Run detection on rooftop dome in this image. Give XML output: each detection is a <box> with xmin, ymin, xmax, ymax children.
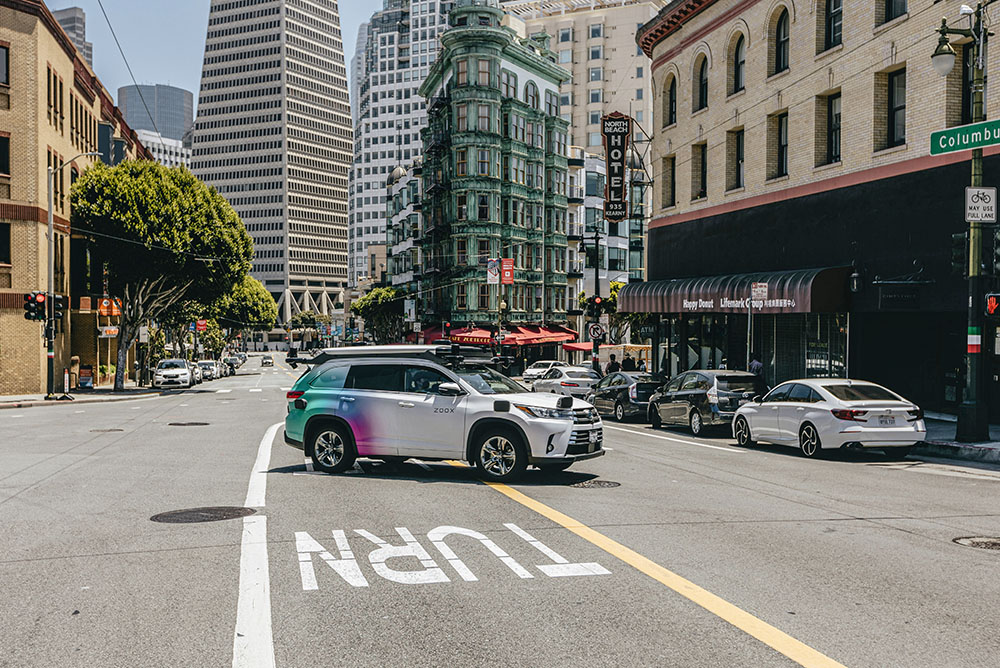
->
<box><xmin>386</xmin><ymin>164</ymin><xmax>407</xmax><ymax>186</ymax></box>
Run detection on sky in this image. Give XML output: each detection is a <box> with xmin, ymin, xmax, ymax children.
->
<box><xmin>49</xmin><ymin>0</ymin><xmax>382</xmax><ymax>108</ymax></box>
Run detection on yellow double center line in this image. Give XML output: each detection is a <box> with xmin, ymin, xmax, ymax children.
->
<box><xmin>476</xmin><ymin>473</ymin><xmax>845</xmax><ymax>668</ymax></box>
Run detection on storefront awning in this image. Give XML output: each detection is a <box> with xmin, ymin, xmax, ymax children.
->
<box><xmin>449</xmin><ymin>324</ymin><xmax>578</xmax><ymax>346</ymax></box>
<box><xmin>619</xmin><ymin>267</ymin><xmax>850</xmax><ymax>315</ymax></box>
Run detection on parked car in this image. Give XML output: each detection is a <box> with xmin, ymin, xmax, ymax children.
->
<box><xmin>224</xmin><ymin>356</ymin><xmax>240</xmax><ymax>373</ymax></box>
<box><xmin>197</xmin><ymin>361</ymin><xmax>217</xmax><ymax>381</ymax></box>
<box><xmin>236</xmin><ymin>352</ymin><xmax>248</xmax><ymax>364</ymax></box>
<box><xmin>587</xmin><ymin>372</ymin><xmax>666</xmax><ymax>422</ymax></box>
<box><xmin>522</xmin><ymin>360</ymin><xmax>567</xmax><ymax>383</ymax></box>
<box><xmin>153</xmin><ymin>359</ymin><xmax>194</xmax><ymax>389</ymax></box>
<box><xmin>531</xmin><ymin>367</ymin><xmax>601</xmax><ymax>397</ymax></box>
<box><xmin>732</xmin><ymin>379</ymin><xmax>926</xmax><ymax>458</ymax></box>
<box><xmin>648</xmin><ymin>370</ymin><xmax>767</xmax><ymax>436</ymax></box>
<box><xmin>191</xmin><ymin>363</ymin><xmax>203</xmax><ymax>384</ymax></box>
<box><xmin>218</xmin><ymin>361</ymin><xmax>230</xmax><ymax>377</ymax></box>
<box><xmin>262</xmin><ymin>355</ymin><xmax>274</xmax><ymax>367</ymax></box>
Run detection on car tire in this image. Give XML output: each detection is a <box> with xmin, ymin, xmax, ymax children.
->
<box><xmin>474</xmin><ymin>427</ymin><xmax>528</xmax><ymax>482</ymax></box>
<box><xmin>649</xmin><ymin>405</ymin><xmax>662</xmax><ymax>429</ymax></box>
<box><xmin>799</xmin><ymin>423</ymin><xmax>822</xmax><ymax>458</ymax></box>
<box><xmin>537</xmin><ymin>462</ymin><xmax>573</xmax><ymax>473</ymax></box>
<box><xmin>689</xmin><ymin>409</ymin><xmax>703</xmax><ymax>436</ymax></box>
<box><xmin>734</xmin><ymin>416</ymin><xmax>755</xmax><ymax>447</ymax></box>
<box><xmin>309</xmin><ymin>422</ymin><xmax>356</xmax><ymax>474</ymax></box>
<box><xmin>884</xmin><ymin>446</ymin><xmax>913</xmax><ymax>460</ymax></box>
<box><xmin>614</xmin><ymin>401</ymin><xmax>626</xmax><ymax>422</ymax></box>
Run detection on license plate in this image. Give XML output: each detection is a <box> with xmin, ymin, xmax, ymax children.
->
<box><xmin>588</xmin><ymin>430</ymin><xmax>600</xmax><ymax>444</ymax></box>
<box><xmin>878</xmin><ymin>416</ymin><xmax>895</xmax><ymax>426</ymax></box>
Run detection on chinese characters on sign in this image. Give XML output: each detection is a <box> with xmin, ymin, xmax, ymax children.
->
<box><xmin>601</xmin><ymin>112</ymin><xmax>632</xmax><ymax>222</ymax></box>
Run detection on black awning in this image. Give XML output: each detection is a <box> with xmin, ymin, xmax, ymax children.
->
<box><xmin>619</xmin><ymin>267</ymin><xmax>850</xmax><ymax>314</ymax></box>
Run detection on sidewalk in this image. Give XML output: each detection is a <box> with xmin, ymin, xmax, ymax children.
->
<box><xmin>0</xmin><ymin>382</ymin><xmax>160</xmax><ymax>410</ymax></box>
<box><xmin>919</xmin><ymin>417</ymin><xmax>1000</xmax><ymax>464</ymax></box>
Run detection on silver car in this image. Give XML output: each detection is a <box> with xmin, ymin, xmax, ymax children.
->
<box><xmin>522</xmin><ymin>360</ymin><xmax>567</xmax><ymax>383</ymax></box>
<box><xmin>531</xmin><ymin>366</ymin><xmax>601</xmax><ymax>398</ymax></box>
<box><xmin>153</xmin><ymin>359</ymin><xmax>193</xmax><ymax>389</ymax></box>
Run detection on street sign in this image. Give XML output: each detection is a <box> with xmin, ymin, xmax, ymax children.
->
<box><xmin>588</xmin><ymin>323</ymin><xmax>605</xmax><ymax>340</ymax></box>
<box><xmin>412</xmin><ymin>322</ymin><xmax>422</xmax><ymax>333</ymax></box>
<box><xmin>987</xmin><ymin>293</ymin><xmax>1000</xmax><ymax>316</ymax></box>
<box><xmin>188</xmin><ymin>322</ymin><xmax>196</xmax><ymax>332</ymax></box>
<box><xmin>931</xmin><ymin>119</ymin><xmax>1000</xmax><ymax>155</ymax></box>
<box><xmin>196</xmin><ymin>319</ymin><xmax>208</xmax><ymax>332</ymax></box>
<box><xmin>139</xmin><ymin>326</ymin><xmax>149</xmax><ymax>343</ymax></box>
<box><xmin>751</xmin><ymin>282</ymin><xmax>768</xmax><ymax>301</ymax></box>
<box><xmin>501</xmin><ymin>258</ymin><xmax>514</xmax><ymax>285</ymax></box>
<box><xmin>98</xmin><ymin>326</ymin><xmax>119</xmax><ymax>338</ymax></box>
<box><xmin>602</xmin><ymin>112</ymin><xmax>632</xmax><ymax>222</ymax></box>
<box><xmin>966</xmin><ymin>186</ymin><xmax>997</xmax><ymax>222</ymax></box>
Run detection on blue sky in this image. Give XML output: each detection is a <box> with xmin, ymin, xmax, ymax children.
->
<box><xmin>49</xmin><ymin>0</ymin><xmax>381</xmax><ymax>107</ymax></box>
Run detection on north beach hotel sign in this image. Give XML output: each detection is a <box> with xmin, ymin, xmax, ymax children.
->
<box><xmin>602</xmin><ymin>112</ymin><xmax>632</xmax><ymax>222</ymax></box>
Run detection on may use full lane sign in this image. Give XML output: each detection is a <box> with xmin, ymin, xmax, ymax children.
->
<box><xmin>602</xmin><ymin>112</ymin><xmax>632</xmax><ymax>222</ymax></box>
<box><xmin>966</xmin><ymin>186</ymin><xmax>997</xmax><ymax>223</ymax></box>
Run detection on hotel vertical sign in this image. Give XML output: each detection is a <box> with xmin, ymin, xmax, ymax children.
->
<box><xmin>602</xmin><ymin>112</ymin><xmax>632</xmax><ymax>222</ymax></box>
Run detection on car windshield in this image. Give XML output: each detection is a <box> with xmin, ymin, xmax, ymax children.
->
<box><xmin>566</xmin><ymin>370</ymin><xmax>600</xmax><ymax>380</ymax></box>
<box><xmin>716</xmin><ymin>376</ymin><xmax>765</xmax><ymax>393</ymax></box>
<box><xmin>824</xmin><ymin>384</ymin><xmax>901</xmax><ymax>402</ymax></box>
<box><xmin>454</xmin><ymin>365</ymin><xmax>526</xmax><ymax>394</ymax></box>
<box><xmin>158</xmin><ymin>360</ymin><xmax>186</xmax><ymax>370</ymax></box>
<box><xmin>198</xmin><ymin>362</ymin><xmax>213</xmax><ymax>368</ymax></box>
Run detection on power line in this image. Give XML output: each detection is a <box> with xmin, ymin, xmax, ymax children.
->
<box><xmin>96</xmin><ymin>0</ymin><xmax>160</xmax><ymax>136</ymax></box>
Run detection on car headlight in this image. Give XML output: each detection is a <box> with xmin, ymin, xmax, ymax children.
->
<box><xmin>514</xmin><ymin>404</ymin><xmax>574</xmax><ymax>420</ymax></box>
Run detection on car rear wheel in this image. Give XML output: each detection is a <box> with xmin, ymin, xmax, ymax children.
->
<box><xmin>649</xmin><ymin>405</ymin><xmax>662</xmax><ymax>429</ymax></box>
<box><xmin>689</xmin><ymin>409</ymin><xmax>703</xmax><ymax>436</ymax></box>
<box><xmin>799</xmin><ymin>424</ymin><xmax>822</xmax><ymax>458</ymax></box>
<box><xmin>614</xmin><ymin>401</ymin><xmax>626</xmax><ymax>422</ymax></box>
<box><xmin>309</xmin><ymin>423</ymin><xmax>356</xmax><ymax>474</ymax></box>
<box><xmin>734</xmin><ymin>416</ymin><xmax>755</xmax><ymax>447</ymax></box>
<box><xmin>475</xmin><ymin>428</ymin><xmax>527</xmax><ymax>482</ymax></box>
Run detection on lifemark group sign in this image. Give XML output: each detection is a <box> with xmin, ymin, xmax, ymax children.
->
<box><xmin>931</xmin><ymin>119</ymin><xmax>1000</xmax><ymax>155</ymax></box>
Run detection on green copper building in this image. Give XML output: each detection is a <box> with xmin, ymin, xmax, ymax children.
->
<box><xmin>416</xmin><ymin>0</ymin><xmax>572</xmax><ymax>339</ymax></box>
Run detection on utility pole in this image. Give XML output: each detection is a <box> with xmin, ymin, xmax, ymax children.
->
<box><xmin>590</xmin><ymin>229</ymin><xmax>602</xmax><ymax>375</ymax></box>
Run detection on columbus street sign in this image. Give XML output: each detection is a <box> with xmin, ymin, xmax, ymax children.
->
<box><xmin>930</xmin><ymin>119</ymin><xmax>1000</xmax><ymax>155</ymax></box>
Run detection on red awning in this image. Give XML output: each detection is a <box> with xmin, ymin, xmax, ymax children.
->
<box><xmin>448</xmin><ymin>327</ymin><xmax>495</xmax><ymax>345</ymax></box>
<box><xmin>449</xmin><ymin>325</ymin><xmax>578</xmax><ymax>346</ymax></box>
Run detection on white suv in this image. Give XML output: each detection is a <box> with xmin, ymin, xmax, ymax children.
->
<box><xmin>284</xmin><ymin>346</ymin><xmax>604</xmax><ymax>481</ymax></box>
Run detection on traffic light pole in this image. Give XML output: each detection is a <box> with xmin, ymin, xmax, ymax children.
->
<box><xmin>45</xmin><ymin>166</ymin><xmax>55</xmax><ymax>400</ymax></box>
<box><xmin>591</xmin><ymin>230</ymin><xmax>602</xmax><ymax>375</ymax></box>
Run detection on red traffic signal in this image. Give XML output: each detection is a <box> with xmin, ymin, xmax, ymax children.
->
<box><xmin>987</xmin><ymin>294</ymin><xmax>1000</xmax><ymax>316</ymax></box>
<box><xmin>593</xmin><ymin>297</ymin><xmax>602</xmax><ymax>305</ymax></box>
<box><xmin>34</xmin><ymin>292</ymin><xmax>46</xmax><ymax>303</ymax></box>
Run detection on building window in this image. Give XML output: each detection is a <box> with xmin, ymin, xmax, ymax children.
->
<box><xmin>636</xmin><ymin>88</ymin><xmax>643</xmax><ymax>100</ymax></box>
<box><xmin>457</xmin><ymin>193</ymin><xmax>468</xmax><ymax>219</ymax></box>
<box><xmin>692</xmin><ymin>143</ymin><xmax>707</xmax><ymax>199</ymax></box>
<box><xmin>885</xmin><ymin>0</ymin><xmax>906</xmax><ymax>23</ymax></box>
<box><xmin>559</xmin><ymin>49</ymin><xmax>571</xmax><ymax>64</ymax></box>
<box><xmin>456</xmin><ymin>104</ymin><xmax>467</xmax><ymax>131</ymax></box>
<box><xmin>827</xmin><ymin>93</ymin><xmax>841</xmax><ymax>163</ymax></box>
<box><xmin>775</xmin><ymin>112</ymin><xmax>789</xmax><ymax>177</ymax></box>
<box><xmin>775</xmin><ymin>9</ymin><xmax>790</xmax><ymax>72</ymax></box>
<box><xmin>590</xmin><ymin>24</ymin><xmax>603</xmax><ymax>38</ymax></box>
<box><xmin>525</xmin><ymin>82</ymin><xmax>539</xmax><ymax>109</ymax></box>
<box><xmin>589</xmin><ymin>111</ymin><xmax>600</xmax><ymax>125</ymax></box>
<box><xmin>637</xmin><ymin>66</ymin><xmax>644</xmax><ymax>78</ymax></box>
<box><xmin>663</xmin><ymin>76</ymin><xmax>676</xmax><ymax>126</ymax></box>
<box><xmin>587</xmin><ymin>132</ymin><xmax>601</xmax><ymax>146</ymax></box>
<box><xmin>589</xmin><ymin>46</ymin><xmax>602</xmax><ymax>60</ymax></box>
<box><xmin>456</xmin><ymin>59</ymin><xmax>467</xmax><ymax>86</ymax></box>
<box><xmin>661</xmin><ymin>156</ymin><xmax>676</xmax><ymax>208</ymax></box>
<box><xmin>0</xmin><ymin>46</ymin><xmax>8</xmax><ymax>86</ymax></box>
<box><xmin>0</xmin><ymin>135</ymin><xmax>8</xmax><ymax>175</ymax></box>
<box><xmin>825</xmin><ymin>0</ymin><xmax>842</xmax><ymax>51</ymax></box>
<box><xmin>478</xmin><ymin>59</ymin><xmax>490</xmax><ymax>86</ymax></box>
<box><xmin>694</xmin><ymin>56</ymin><xmax>708</xmax><ymax>111</ymax></box>
<box><xmin>478</xmin><ymin>194</ymin><xmax>489</xmax><ymax>221</ymax></box>
<box><xmin>457</xmin><ymin>238</ymin><xmax>468</xmax><ymax>265</ymax></box>
<box><xmin>478</xmin><ymin>104</ymin><xmax>490</xmax><ymax>131</ymax></box>
<box><xmin>478</xmin><ymin>149</ymin><xmax>490</xmax><ymax>176</ymax></box>
<box><xmin>727</xmin><ymin>129</ymin><xmax>744</xmax><ymax>190</ymax></box>
<box><xmin>456</xmin><ymin>148</ymin><xmax>467</xmax><ymax>176</ymax></box>
<box><xmin>559</xmin><ymin>28</ymin><xmax>572</xmax><ymax>42</ymax></box>
<box><xmin>589</xmin><ymin>67</ymin><xmax>602</xmax><ymax>82</ymax></box>
<box><xmin>456</xmin><ymin>283</ymin><xmax>467</xmax><ymax>309</ymax></box>
<box><xmin>502</xmin><ymin>70</ymin><xmax>517</xmax><ymax>97</ymax></box>
<box><xmin>589</xmin><ymin>89</ymin><xmax>602</xmax><ymax>103</ymax></box>
<box><xmin>732</xmin><ymin>35</ymin><xmax>745</xmax><ymax>94</ymax></box>
<box><xmin>888</xmin><ymin>69</ymin><xmax>906</xmax><ymax>147</ymax></box>
<box><xmin>479</xmin><ymin>284</ymin><xmax>489</xmax><ymax>310</ymax></box>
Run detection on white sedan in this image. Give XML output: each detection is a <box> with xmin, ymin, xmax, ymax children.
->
<box><xmin>530</xmin><ymin>367</ymin><xmax>601</xmax><ymax>397</ymax></box>
<box><xmin>732</xmin><ymin>379</ymin><xmax>926</xmax><ymax>458</ymax></box>
<box><xmin>522</xmin><ymin>360</ymin><xmax>567</xmax><ymax>383</ymax></box>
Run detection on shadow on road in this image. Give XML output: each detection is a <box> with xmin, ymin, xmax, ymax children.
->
<box><xmin>267</xmin><ymin>460</ymin><xmax>603</xmax><ymax>487</ymax></box>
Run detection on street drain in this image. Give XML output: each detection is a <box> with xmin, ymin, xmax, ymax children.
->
<box><xmin>167</xmin><ymin>422</ymin><xmax>210</xmax><ymax>427</ymax></box>
<box><xmin>953</xmin><ymin>536</ymin><xmax>1000</xmax><ymax>551</ymax></box>
<box><xmin>90</xmin><ymin>428</ymin><xmax>124</xmax><ymax>433</ymax></box>
<box><xmin>570</xmin><ymin>480</ymin><xmax>621</xmax><ymax>488</ymax></box>
<box><xmin>150</xmin><ymin>507</ymin><xmax>256</xmax><ymax>523</ymax></box>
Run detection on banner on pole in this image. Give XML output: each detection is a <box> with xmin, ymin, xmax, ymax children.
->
<box><xmin>486</xmin><ymin>258</ymin><xmax>500</xmax><ymax>285</ymax></box>
<box><xmin>501</xmin><ymin>258</ymin><xmax>514</xmax><ymax>285</ymax></box>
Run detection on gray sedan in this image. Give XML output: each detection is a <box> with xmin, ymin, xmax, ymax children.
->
<box><xmin>530</xmin><ymin>367</ymin><xmax>602</xmax><ymax>398</ymax></box>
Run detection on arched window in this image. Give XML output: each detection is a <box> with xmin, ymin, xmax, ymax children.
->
<box><xmin>525</xmin><ymin>82</ymin><xmax>539</xmax><ymax>109</ymax></box>
<box><xmin>825</xmin><ymin>0</ymin><xmax>842</xmax><ymax>50</ymax></box>
<box><xmin>732</xmin><ymin>35</ymin><xmax>745</xmax><ymax>93</ymax></box>
<box><xmin>774</xmin><ymin>9</ymin><xmax>790</xmax><ymax>73</ymax></box>
<box><xmin>694</xmin><ymin>57</ymin><xmax>708</xmax><ymax>111</ymax></box>
<box><xmin>663</xmin><ymin>76</ymin><xmax>677</xmax><ymax>125</ymax></box>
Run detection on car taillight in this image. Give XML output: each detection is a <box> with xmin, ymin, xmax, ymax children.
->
<box><xmin>287</xmin><ymin>390</ymin><xmax>305</xmax><ymax>400</ymax></box>
<box><xmin>628</xmin><ymin>383</ymin><xmax>637</xmax><ymax>400</ymax></box>
<box><xmin>560</xmin><ymin>381</ymin><xmax>579</xmax><ymax>387</ymax></box>
<box><xmin>831</xmin><ymin>409</ymin><xmax>866</xmax><ymax>421</ymax></box>
<box><xmin>707</xmin><ymin>384</ymin><xmax>718</xmax><ymax>404</ymax></box>
<box><xmin>906</xmin><ymin>407</ymin><xmax>924</xmax><ymax>421</ymax></box>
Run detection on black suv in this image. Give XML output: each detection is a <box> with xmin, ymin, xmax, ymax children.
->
<box><xmin>647</xmin><ymin>370</ymin><xmax>767</xmax><ymax>436</ymax></box>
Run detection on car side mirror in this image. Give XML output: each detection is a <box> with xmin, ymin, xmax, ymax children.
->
<box><xmin>437</xmin><ymin>382</ymin><xmax>464</xmax><ymax>396</ymax></box>
<box><xmin>753</xmin><ymin>395</ymin><xmax>762</xmax><ymax>404</ymax></box>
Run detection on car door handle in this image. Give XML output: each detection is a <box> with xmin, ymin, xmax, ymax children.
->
<box><xmin>341</xmin><ymin>397</ymin><xmax>355</xmax><ymax>403</ymax></box>
<box><xmin>398</xmin><ymin>401</ymin><xmax>415</xmax><ymax>408</ymax></box>
<box><xmin>796</xmin><ymin>407</ymin><xmax>805</xmax><ymax>411</ymax></box>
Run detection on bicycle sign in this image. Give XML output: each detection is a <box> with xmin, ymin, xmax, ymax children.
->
<box><xmin>966</xmin><ymin>186</ymin><xmax>997</xmax><ymax>223</ymax></box>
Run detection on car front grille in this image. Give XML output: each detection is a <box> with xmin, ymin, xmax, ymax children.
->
<box><xmin>572</xmin><ymin>408</ymin><xmax>600</xmax><ymax>425</ymax></box>
<box><xmin>567</xmin><ymin>428</ymin><xmax>603</xmax><ymax>455</ymax></box>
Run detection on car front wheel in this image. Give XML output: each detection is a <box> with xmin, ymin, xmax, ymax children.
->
<box><xmin>734</xmin><ymin>416</ymin><xmax>755</xmax><ymax>447</ymax></box>
<box><xmin>799</xmin><ymin>424</ymin><xmax>822</xmax><ymax>458</ymax></box>
<box><xmin>614</xmin><ymin>401</ymin><xmax>626</xmax><ymax>422</ymax></box>
<box><xmin>649</xmin><ymin>405</ymin><xmax>662</xmax><ymax>429</ymax></box>
<box><xmin>309</xmin><ymin>423</ymin><xmax>356</xmax><ymax>474</ymax></box>
<box><xmin>474</xmin><ymin>429</ymin><xmax>527</xmax><ymax>482</ymax></box>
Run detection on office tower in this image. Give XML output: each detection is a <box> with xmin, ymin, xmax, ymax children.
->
<box><xmin>52</xmin><ymin>6</ymin><xmax>92</xmax><ymax>66</ymax></box>
<box><xmin>118</xmin><ymin>84</ymin><xmax>194</xmax><ymax>143</ymax></box>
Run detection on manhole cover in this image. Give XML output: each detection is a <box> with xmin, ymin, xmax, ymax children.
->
<box><xmin>569</xmin><ymin>480</ymin><xmax>621</xmax><ymax>488</ymax></box>
<box><xmin>953</xmin><ymin>536</ymin><xmax>1000</xmax><ymax>550</ymax></box>
<box><xmin>167</xmin><ymin>422</ymin><xmax>210</xmax><ymax>427</ymax></box>
<box><xmin>150</xmin><ymin>507</ymin><xmax>256</xmax><ymax>523</ymax></box>
<box><xmin>90</xmin><ymin>428</ymin><xmax>124</xmax><ymax>433</ymax></box>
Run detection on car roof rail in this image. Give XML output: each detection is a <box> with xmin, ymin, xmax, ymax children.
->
<box><xmin>285</xmin><ymin>344</ymin><xmax>496</xmax><ymax>369</ymax></box>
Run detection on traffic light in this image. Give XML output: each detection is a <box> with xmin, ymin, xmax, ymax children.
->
<box><xmin>585</xmin><ymin>295</ymin><xmax>604</xmax><ymax>319</ymax></box>
<box><xmin>443</xmin><ymin>321</ymin><xmax>452</xmax><ymax>336</ymax></box>
<box><xmin>23</xmin><ymin>292</ymin><xmax>46</xmax><ymax>321</ymax></box>
<box><xmin>988</xmin><ymin>293</ymin><xmax>1000</xmax><ymax>317</ymax></box>
<box><xmin>952</xmin><ymin>232</ymin><xmax>968</xmax><ymax>277</ymax></box>
<box><xmin>52</xmin><ymin>295</ymin><xmax>65</xmax><ymax>320</ymax></box>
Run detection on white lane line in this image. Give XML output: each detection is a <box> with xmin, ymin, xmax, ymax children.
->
<box><xmin>179</xmin><ymin>404</ymin><xmax>188</xmax><ymax>407</ymax></box>
<box><xmin>280</xmin><ymin>387</ymin><xmax>291</xmax><ymax>391</ymax></box>
<box><xmin>8</xmin><ymin>415</ymin><xmax>24</xmax><ymax>418</ymax></box>
<box><xmin>249</xmin><ymin>389</ymin><xmax>262</xmax><ymax>393</ymax></box>
<box><xmin>603</xmin><ymin>425</ymin><xmax>746</xmax><ymax>453</ymax></box>
<box><xmin>217</xmin><ymin>389</ymin><xmax>232</xmax><ymax>394</ymax></box>
<box><xmin>245</xmin><ymin>422</ymin><xmax>282</xmax><ymax>508</ymax></box>
<box><xmin>74</xmin><ymin>410</ymin><xmax>85</xmax><ymax>414</ymax></box>
<box><xmin>232</xmin><ymin>514</ymin><xmax>275</xmax><ymax>668</ymax></box>
<box><xmin>131</xmin><ymin>406</ymin><xmax>142</xmax><ymax>410</ymax></box>
<box><xmin>603</xmin><ymin>446</ymin><xmax>615</xmax><ymax>451</ymax></box>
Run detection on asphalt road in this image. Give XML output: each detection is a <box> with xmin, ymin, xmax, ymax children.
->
<box><xmin>2</xmin><ymin>354</ymin><xmax>1000</xmax><ymax>667</ymax></box>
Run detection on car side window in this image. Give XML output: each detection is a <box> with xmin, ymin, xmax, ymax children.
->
<box><xmin>403</xmin><ymin>365</ymin><xmax>453</xmax><ymax>394</ymax></box>
<box><xmin>345</xmin><ymin>364</ymin><xmax>403</xmax><ymax>392</ymax></box>
<box><xmin>312</xmin><ymin>365</ymin><xmax>348</xmax><ymax>389</ymax></box>
<box><xmin>665</xmin><ymin>374</ymin><xmax>685</xmax><ymax>393</ymax></box>
<box><xmin>763</xmin><ymin>384</ymin><xmax>791</xmax><ymax>402</ymax></box>
<box><xmin>680</xmin><ymin>374</ymin><xmax>703</xmax><ymax>391</ymax></box>
<box><xmin>546</xmin><ymin>369</ymin><xmax>561</xmax><ymax>379</ymax></box>
<box><xmin>787</xmin><ymin>383</ymin><xmax>814</xmax><ymax>403</ymax></box>
<box><xmin>809</xmin><ymin>388</ymin><xmax>825</xmax><ymax>403</ymax></box>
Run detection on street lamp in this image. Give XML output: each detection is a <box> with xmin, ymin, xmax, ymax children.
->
<box><xmin>46</xmin><ymin>151</ymin><xmax>100</xmax><ymax>399</ymax></box>
<box><xmin>932</xmin><ymin>5</ymin><xmax>993</xmax><ymax>441</ymax></box>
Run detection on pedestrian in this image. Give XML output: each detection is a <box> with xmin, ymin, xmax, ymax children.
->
<box><xmin>719</xmin><ymin>356</ymin><xmax>728</xmax><ymax>370</ymax></box>
<box><xmin>638</xmin><ymin>358</ymin><xmax>647</xmax><ymax>372</ymax></box>
<box><xmin>749</xmin><ymin>352</ymin><xmax>763</xmax><ymax>378</ymax></box>
<box><xmin>621</xmin><ymin>352</ymin><xmax>636</xmax><ymax>371</ymax></box>
<box><xmin>605</xmin><ymin>353</ymin><xmax>621</xmax><ymax>375</ymax></box>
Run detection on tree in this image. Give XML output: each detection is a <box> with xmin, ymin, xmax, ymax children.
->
<box><xmin>72</xmin><ymin>161</ymin><xmax>253</xmax><ymax>390</ymax></box>
<box><xmin>198</xmin><ymin>319</ymin><xmax>227</xmax><ymax>358</ymax></box>
<box><xmin>214</xmin><ymin>275</ymin><xmax>278</xmax><ymax>337</ymax></box>
<box><xmin>158</xmin><ymin>298</ymin><xmax>207</xmax><ymax>357</ymax></box>
<box><xmin>350</xmin><ymin>287</ymin><xmax>403</xmax><ymax>344</ymax></box>
<box><xmin>287</xmin><ymin>309</ymin><xmax>331</xmax><ymax>331</ymax></box>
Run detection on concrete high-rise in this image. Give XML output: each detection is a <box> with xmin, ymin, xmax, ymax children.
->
<box><xmin>348</xmin><ymin>0</ymin><xmax>453</xmax><ymax>285</ymax></box>
<box><xmin>349</xmin><ymin>21</ymin><xmax>368</xmax><ymax>125</ymax></box>
<box><xmin>118</xmin><ymin>84</ymin><xmax>194</xmax><ymax>143</ymax></box>
<box><xmin>192</xmin><ymin>0</ymin><xmax>353</xmax><ymax>325</ymax></box>
<box><xmin>51</xmin><ymin>6</ymin><xmax>92</xmax><ymax>66</ymax></box>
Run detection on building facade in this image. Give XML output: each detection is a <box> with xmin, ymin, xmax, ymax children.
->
<box><xmin>191</xmin><ymin>0</ymin><xmax>353</xmax><ymax>328</ymax></box>
<box><xmin>135</xmin><ymin>129</ymin><xmax>191</xmax><ymax>169</ymax></box>
<box><xmin>416</xmin><ymin>0</ymin><xmax>575</xmax><ymax>350</ymax></box>
<box><xmin>51</xmin><ymin>6</ymin><xmax>91</xmax><ymax>66</ymax></box>
<box><xmin>1</xmin><ymin>0</ymin><xmax>150</xmax><ymax>395</ymax></box>
<box><xmin>118</xmin><ymin>84</ymin><xmax>194</xmax><ymax>144</ymax></box>
<box><xmin>349</xmin><ymin>21</ymin><xmax>369</xmax><ymax>127</ymax></box>
<box><xmin>623</xmin><ymin>0</ymin><xmax>1000</xmax><ymax>413</ymax></box>
<box><xmin>349</xmin><ymin>0</ymin><xmax>453</xmax><ymax>286</ymax></box>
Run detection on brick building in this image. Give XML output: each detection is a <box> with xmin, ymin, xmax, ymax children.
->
<box><xmin>621</xmin><ymin>0</ymin><xmax>1000</xmax><ymax>413</ymax></box>
<box><xmin>0</xmin><ymin>0</ymin><xmax>149</xmax><ymax>395</ymax></box>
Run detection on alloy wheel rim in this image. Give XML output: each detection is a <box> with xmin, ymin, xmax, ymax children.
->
<box><xmin>691</xmin><ymin>412</ymin><xmax>701</xmax><ymax>433</ymax></box>
<box><xmin>800</xmin><ymin>426</ymin><xmax>818</xmax><ymax>456</ymax></box>
<box><xmin>616</xmin><ymin>404</ymin><xmax>624</xmax><ymax>420</ymax></box>
<box><xmin>481</xmin><ymin>436</ymin><xmax>516</xmax><ymax>476</ymax></box>
<box><xmin>735</xmin><ymin>419</ymin><xmax>748</xmax><ymax>444</ymax></box>
<box><xmin>315</xmin><ymin>430</ymin><xmax>344</xmax><ymax>467</ymax></box>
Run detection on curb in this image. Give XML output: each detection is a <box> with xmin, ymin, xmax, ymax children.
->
<box><xmin>0</xmin><ymin>392</ymin><xmax>161</xmax><ymax>410</ymax></box>
<box><xmin>916</xmin><ymin>440</ymin><xmax>1000</xmax><ymax>465</ymax></box>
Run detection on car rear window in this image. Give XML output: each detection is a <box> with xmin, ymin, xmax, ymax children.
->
<box><xmin>566</xmin><ymin>370</ymin><xmax>600</xmax><ymax>379</ymax></box>
<box><xmin>824</xmin><ymin>384</ymin><xmax>901</xmax><ymax>401</ymax></box>
<box><xmin>716</xmin><ymin>376</ymin><xmax>764</xmax><ymax>393</ymax></box>
<box><xmin>345</xmin><ymin>364</ymin><xmax>402</xmax><ymax>392</ymax></box>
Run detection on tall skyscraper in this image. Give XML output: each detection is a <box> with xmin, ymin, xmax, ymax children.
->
<box><xmin>348</xmin><ymin>0</ymin><xmax>453</xmax><ymax>285</ymax></box>
<box><xmin>349</xmin><ymin>21</ymin><xmax>369</xmax><ymax>124</ymax></box>
<box><xmin>192</xmin><ymin>0</ymin><xmax>353</xmax><ymax>323</ymax></box>
<box><xmin>52</xmin><ymin>6</ymin><xmax>92</xmax><ymax>66</ymax></box>
<box><xmin>118</xmin><ymin>84</ymin><xmax>194</xmax><ymax>143</ymax></box>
